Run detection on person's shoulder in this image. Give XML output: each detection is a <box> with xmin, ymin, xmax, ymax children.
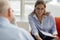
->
<box><xmin>10</xmin><ymin>24</ymin><xmax>28</xmax><ymax>33</ymax></box>
<box><xmin>44</xmin><ymin>12</ymin><xmax>54</xmax><ymax>21</ymax></box>
<box><xmin>49</xmin><ymin>14</ymin><xmax>54</xmax><ymax>19</ymax></box>
<box><xmin>18</xmin><ymin>27</ymin><xmax>29</xmax><ymax>34</ymax></box>
<box><xmin>46</xmin><ymin>13</ymin><xmax>55</xmax><ymax>22</ymax></box>
<box><xmin>29</xmin><ymin>13</ymin><xmax>34</xmax><ymax>17</ymax></box>
<box><xmin>28</xmin><ymin>13</ymin><xmax>34</xmax><ymax>20</ymax></box>
<box><xmin>9</xmin><ymin>24</ymin><xmax>29</xmax><ymax>35</ymax></box>
<box><xmin>46</xmin><ymin>12</ymin><xmax>53</xmax><ymax>18</ymax></box>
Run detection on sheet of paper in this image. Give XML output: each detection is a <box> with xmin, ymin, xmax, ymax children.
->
<box><xmin>40</xmin><ymin>30</ymin><xmax>53</xmax><ymax>37</ymax></box>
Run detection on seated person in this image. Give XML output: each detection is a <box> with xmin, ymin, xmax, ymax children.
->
<box><xmin>28</xmin><ymin>0</ymin><xmax>58</xmax><ymax>40</ymax></box>
<box><xmin>0</xmin><ymin>0</ymin><xmax>34</xmax><ymax>40</ymax></box>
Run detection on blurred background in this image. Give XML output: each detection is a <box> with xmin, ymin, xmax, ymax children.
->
<box><xmin>9</xmin><ymin>0</ymin><xmax>60</xmax><ymax>31</ymax></box>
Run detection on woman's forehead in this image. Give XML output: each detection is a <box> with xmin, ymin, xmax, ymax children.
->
<box><xmin>36</xmin><ymin>4</ymin><xmax>45</xmax><ymax>8</ymax></box>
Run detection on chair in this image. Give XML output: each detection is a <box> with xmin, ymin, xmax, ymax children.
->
<box><xmin>55</xmin><ymin>17</ymin><xmax>60</xmax><ymax>40</ymax></box>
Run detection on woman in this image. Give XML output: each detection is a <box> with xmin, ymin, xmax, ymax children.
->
<box><xmin>28</xmin><ymin>0</ymin><xmax>58</xmax><ymax>40</ymax></box>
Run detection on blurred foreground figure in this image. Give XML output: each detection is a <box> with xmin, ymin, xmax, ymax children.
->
<box><xmin>0</xmin><ymin>0</ymin><xmax>34</xmax><ymax>40</ymax></box>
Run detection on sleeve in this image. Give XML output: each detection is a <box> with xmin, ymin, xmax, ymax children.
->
<box><xmin>50</xmin><ymin>15</ymin><xmax>58</xmax><ymax>35</ymax></box>
<box><xmin>28</xmin><ymin>15</ymin><xmax>39</xmax><ymax>36</ymax></box>
<box><xmin>11</xmin><ymin>24</ymin><xmax>34</xmax><ymax>40</ymax></box>
<box><xmin>20</xmin><ymin>28</ymin><xmax>34</xmax><ymax>40</ymax></box>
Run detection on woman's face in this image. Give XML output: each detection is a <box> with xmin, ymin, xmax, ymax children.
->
<box><xmin>35</xmin><ymin>4</ymin><xmax>45</xmax><ymax>16</ymax></box>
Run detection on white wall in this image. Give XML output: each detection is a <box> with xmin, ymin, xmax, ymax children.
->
<box><xmin>17</xmin><ymin>22</ymin><xmax>29</xmax><ymax>31</ymax></box>
<box><xmin>46</xmin><ymin>3</ymin><xmax>60</xmax><ymax>17</ymax></box>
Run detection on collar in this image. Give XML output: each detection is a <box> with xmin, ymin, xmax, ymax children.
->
<box><xmin>0</xmin><ymin>16</ymin><xmax>10</xmax><ymax>24</ymax></box>
<box><xmin>33</xmin><ymin>14</ymin><xmax>47</xmax><ymax>20</ymax></box>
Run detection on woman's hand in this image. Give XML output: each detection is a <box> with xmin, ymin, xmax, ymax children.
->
<box><xmin>37</xmin><ymin>38</ymin><xmax>42</xmax><ymax>40</ymax></box>
<box><xmin>52</xmin><ymin>34</ymin><xmax>58</xmax><ymax>40</ymax></box>
<box><xmin>34</xmin><ymin>34</ymin><xmax>43</xmax><ymax>40</ymax></box>
<box><xmin>53</xmin><ymin>34</ymin><xmax>58</xmax><ymax>38</ymax></box>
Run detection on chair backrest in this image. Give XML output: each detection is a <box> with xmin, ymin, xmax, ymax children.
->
<box><xmin>55</xmin><ymin>17</ymin><xmax>60</xmax><ymax>37</ymax></box>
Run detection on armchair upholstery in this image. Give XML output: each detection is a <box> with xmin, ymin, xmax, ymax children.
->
<box><xmin>55</xmin><ymin>17</ymin><xmax>60</xmax><ymax>40</ymax></box>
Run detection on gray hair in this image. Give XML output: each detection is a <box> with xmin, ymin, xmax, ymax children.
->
<box><xmin>0</xmin><ymin>0</ymin><xmax>10</xmax><ymax>13</ymax></box>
